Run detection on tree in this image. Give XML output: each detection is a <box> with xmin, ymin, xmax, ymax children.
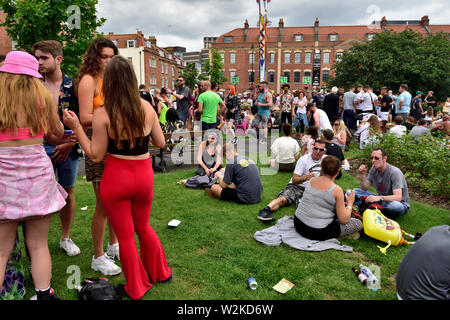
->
<box><xmin>0</xmin><ymin>0</ymin><xmax>106</xmax><ymax>77</ymax></box>
<box><xmin>328</xmin><ymin>29</ymin><xmax>450</xmax><ymax>101</ymax></box>
<box><xmin>203</xmin><ymin>48</ymin><xmax>227</xmax><ymax>85</ymax></box>
<box><xmin>180</xmin><ymin>63</ymin><xmax>206</xmax><ymax>90</ymax></box>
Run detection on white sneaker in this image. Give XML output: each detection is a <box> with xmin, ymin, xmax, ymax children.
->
<box><xmin>106</xmin><ymin>243</ymin><xmax>120</xmax><ymax>261</ymax></box>
<box><xmin>30</xmin><ymin>295</ymin><xmax>37</xmax><ymax>300</ymax></box>
<box><xmin>60</xmin><ymin>238</ymin><xmax>81</xmax><ymax>256</ymax></box>
<box><xmin>91</xmin><ymin>253</ymin><xmax>122</xmax><ymax>276</ymax></box>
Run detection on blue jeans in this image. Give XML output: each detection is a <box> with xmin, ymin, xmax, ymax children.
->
<box><xmin>343</xmin><ymin>109</ymin><xmax>355</xmax><ymax>130</ymax></box>
<box><xmin>293</xmin><ymin>113</ymin><xmax>309</xmax><ymax>130</ymax></box>
<box><xmin>353</xmin><ymin>188</ymin><xmax>409</xmax><ymax>218</ymax></box>
<box><xmin>44</xmin><ymin>143</ymin><xmax>80</xmax><ymax>188</ymax></box>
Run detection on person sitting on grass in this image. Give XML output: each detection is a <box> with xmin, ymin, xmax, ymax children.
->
<box><xmin>205</xmin><ymin>143</ymin><xmax>262</xmax><ymax>204</ymax></box>
<box><xmin>257</xmin><ymin>140</ymin><xmax>327</xmax><ymax>222</ymax></box>
<box><xmin>195</xmin><ymin>131</ymin><xmax>222</xmax><ymax>176</ymax></box>
<box><xmin>294</xmin><ymin>155</ymin><xmax>363</xmax><ymax>241</ymax></box>
<box><xmin>354</xmin><ymin>148</ymin><xmax>410</xmax><ymax>218</ymax></box>
<box><xmin>389</xmin><ymin>115</ymin><xmax>407</xmax><ymax>138</ymax></box>
<box><xmin>269</xmin><ymin>123</ymin><xmax>300</xmax><ymax>172</ymax></box>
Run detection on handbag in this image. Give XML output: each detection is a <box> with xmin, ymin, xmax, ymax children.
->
<box><xmin>77</xmin><ymin>278</ymin><xmax>120</xmax><ymax>300</ymax></box>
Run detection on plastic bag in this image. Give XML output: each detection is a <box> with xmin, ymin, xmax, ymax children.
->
<box><xmin>77</xmin><ymin>278</ymin><xmax>120</xmax><ymax>300</ymax></box>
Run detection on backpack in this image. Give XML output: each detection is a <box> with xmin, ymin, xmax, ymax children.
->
<box><xmin>77</xmin><ymin>278</ymin><xmax>120</xmax><ymax>300</ymax></box>
<box><xmin>185</xmin><ymin>175</ymin><xmax>216</xmax><ymax>189</ymax></box>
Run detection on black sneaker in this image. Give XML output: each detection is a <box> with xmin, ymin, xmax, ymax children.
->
<box><xmin>36</xmin><ymin>287</ymin><xmax>60</xmax><ymax>300</ymax></box>
<box><xmin>157</xmin><ymin>268</ymin><xmax>173</xmax><ymax>284</ymax></box>
<box><xmin>115</xmin><ymin>284</ymin><xmax>131</xmax><ymax>299</ymax></box>
<box><xmin>257</xmin><ymin>208</ymin><xmax>275</xmax><ymax>222</ymax></box>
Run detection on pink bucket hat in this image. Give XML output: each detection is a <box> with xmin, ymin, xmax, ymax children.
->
<box><xmin>0</xmin><ymin>51</ymin><xmax>43</xmax><ymax>79</ymax></box>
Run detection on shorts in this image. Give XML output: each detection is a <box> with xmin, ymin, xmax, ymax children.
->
<box><xmin>44</xmin><ymin>143</ymin><xmax>80</xmax><ymax>188</ymax></box>
<box><xmin>85</xmin><ymin>128</ymin><xmax>106</xmax><ymax>182</ymax></box>
<box><xmin>278</xmin><ymin>183</ymin><xmax>305</xmax><ymax>204</ymax></box>
<box><xmin>253</xmin><ymin>113</ymin><xmax>269</xmax><ymax>128</ymax></box>
<box><xmin>220</xmin><ymin>188</ymin><xmax>244</xmax><ymax>204</ymax></box>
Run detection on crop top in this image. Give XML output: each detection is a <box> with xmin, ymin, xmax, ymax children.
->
<box><xmin>107</xmin><ymin>133</ymin><xmax>151</xmax><ymax>156</ymax></box>
<box><xmin>0</xmin><ymin>128</ymin><xmax>44</xmax><ymax>142</ymax></box>
<box><xmin>93</xmin><ymin>77</ymin><xmax>104</xmax><ymax>111</ymax></box>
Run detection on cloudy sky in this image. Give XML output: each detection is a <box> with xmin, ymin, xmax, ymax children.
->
<box><xmin>97</xmin><ymin>0</ymin><xmax>449</xmax><ymax>52</ymax></box>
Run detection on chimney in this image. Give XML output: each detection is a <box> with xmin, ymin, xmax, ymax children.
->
<box><xmin>314</xmin><ymin>17</ymin><xmax>319</xmax><ymax>41</ymax></box>
<box><xmin>380</xmin><ymin>16</ymin><xmax>388</xmax><ymax>30</ymax></box>
<box><xmin>148</xmin><ymin>36</ymin><xmax>157</xmax><ymax>46</ymax></box>
<box><xmin>278</xmin><ymin>18</ymin><xmax>284</xmax><ymax>42</ymax></box>
<box><xmin>109</xmin><ymin>32</ymin><xmax>114</xmax><ymax>35</ymax></box>
<box><xmin>137</xmin><ymin>30</ymin><xmax>143</xmax><ymax>35</ymax></box>
<box><xmin>244</xmin><ymin>19</ymin><xmax>249</xmax><ymax>42</ymax></box>
<box><xmin>420</xmin><ymin>15</ymin><xmax>432</xmax><ymax>35</ymax></box>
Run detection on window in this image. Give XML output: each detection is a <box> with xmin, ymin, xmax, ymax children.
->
<box><xmin>172</xmin><ymin>66</ymin><xmax>175</xmax><ymax>76</ymax></box>
<box><xmin>268</xmin><ymin>71</ymin><xmax>275</xmax><ymax>83</ymax></box>
<box><xmin>145</xmin><ymin>41</ymin><xmax>151</xmax><ymax>48</ymax></box>
<box><xmin>224</xmin><ymin>36</ymin><xmax>233</xmax><ymax>43</ymax></box>
<box><xmin>150</xmin><ymin>58</ymin><xmax>156</xmax><ymax>68</ymax></box>
<box><xmin>283</xmin><ymin>71</ymin><xmax>290</xmax><ymax>83</ymax></box>
<box><xmin>220</xmin><ymin>52</ymin><xmax>225</xmax><ymax>62</ymax></box>
<box><xmin>294</xmin><ymin>52</ymin><xmax>301</xmax><ymax>64</ymax></box>
<box><xmin>161</xmin><ymin>63</ymin><xmax>164</xmax><ymax>73</ymax></box>
<box><xmin>230</xmin><ymin>52</ymin><xmax>236</xmax><ymax>64</ymax></box>
<box><xmin>165</xmin><ymin>64</ymin><xmax>168</xmax><ymax>74</ymax></box>
<box><xmin>294</xmin><ymin>34</ymin><xmax>303</xmax><ymax>42</ymax></box>
<box><xmin>366</xmin><ymin>33</ymin><xmax>375</xmax><ymax>41</ymax></box>
<box><xmin>294</xmin><ymin>71</ymin><xmax>301</xmax><ymax>83</ymax></box>
<box><xmin>150</xmin><ymin>74</ymin><xmax>157</xmax><ymax>85</ymax></box>
<box><xmin>328</xmin><ymin>34</ymin><xmax>338</xmax><ymax>41</ymax></box>
<box><xmin>249</xmin><ymin>52</ymin><xmax>255</xmax><ymax>64</ymax></box>
<box><xmin>248</xmin><ymin>71</ymin><xmax>255</xmax><ymax>83</ymax></box>
<box><xmin>284</xmin><ymin>52</ymin><xmax>290</xmax><ymax>64</ymax></box>
<box><xmin>323</xmin><ymin>52</ymin><xmax>330</xmax><ymax>64</ymax></box>
<box><xmin>230</xmin><ymin>70</ymin><xmax>236</xmax><ymax>80</ymax></box>
<box><xmin>322</xmin><ymin>70</ymin><xmax>329</xmax><ymax>83</ymax></box>
<box><xmin>269</xmin><ymin>52</ymin><xmax>275</xmax><ymax>64</ymax></box>
<box><xmin>303</xmin><ymin>71</ymin><xmax>311</xmax><ymax>84</ymax></box>
<box><xmin>305</xmin><ymin>52</ymin><xmax>311</xmax><ymax>64</ymax></box>
<box><xmin>336</xmin><ymin>52</ymin><xmax>343</xmax><ymax>62</ymax></box>
<box><xmin>127</xmin><ymin>40</ymin><xmax>136</xmax><ymax>48</ymax></box>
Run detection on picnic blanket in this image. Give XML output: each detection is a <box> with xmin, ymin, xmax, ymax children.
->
<box><xmin>254</xmin><ymin>216</ymin><xmax>353</xmax><ymax>252</ymax></box>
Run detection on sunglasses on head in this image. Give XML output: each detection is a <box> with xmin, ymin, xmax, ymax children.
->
<box><xmin>313</xmin><ymin>146</ymin><xmax>325</xmax><ymax>152</ymax></box>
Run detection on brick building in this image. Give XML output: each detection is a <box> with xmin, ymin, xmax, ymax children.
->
<box><xmin>105</xmin><ymin>31</ymin><xmax>186</xmax><ymax>94</ymax></box>
<box><xmin>213</xmin><ymin>16</ymin><xmax>450</xmax><ymax>94</ymax></box>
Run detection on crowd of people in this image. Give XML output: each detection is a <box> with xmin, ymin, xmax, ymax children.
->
<box><xmin>0</xmin><ymin>36</ymin><xmax>448</xmax><ymax>301</ymax></box>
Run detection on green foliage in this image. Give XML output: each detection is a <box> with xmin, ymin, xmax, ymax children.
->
<box><xmin>203</xmin><ymin>48</ymin><xmax>227</xmax><ymax>85</ymax></box>
<box><xmin>180</xmin><ymin>63</ymin><xmax>207</xmax><ymax>90</ymax></box>
<box><xmin>329</xmin><ymin>30</ymin><xmax>450</xmax><ymax>101</ymax></box>
<box><xmin>0</xmin><ymin>0</ymin><xmax>106</xmax><ymax>78</ymax></box>
<box><xmin>359</xmin><ymin>132</ymin><xmax>450</xmax><ymax>197</ymax></box>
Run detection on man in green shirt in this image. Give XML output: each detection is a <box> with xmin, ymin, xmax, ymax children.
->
<box><xmin>196</xmin><ymin>80</ymin><xmax>226</xmax><ymax>131</ymax></box>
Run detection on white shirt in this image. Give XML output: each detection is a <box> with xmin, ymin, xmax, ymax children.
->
<box><xmin>315</xmin><ymin>108</ymin><xmax>332</xmax><ymax>135</ymax></box>
<box><xmin>389</xmin><ymin>125</ymin><xmax>407</xmax><ymax>138</ymax></box>
<box><xmin>355</xmin><ymin>91</ymin><xmax>364</xmax><ymax>110</ymax></box>
<box><xmin>360</xmin><ymin>92</ymin><xmax>378</xmax><ymax>112</ymax></box>
<box><xmin>271</xmin><ymin>136</ymin><xmax>300</xmax><ymax>164</ymax></box>
<box><xmin>296</xmin><ymin>96</ymin><xmax>308</xmax><ymax>114</ymax></box>
<box><xmin>289</xmin><ymin>153</ymin><xmax>326</xmax><ymax>187</ymax></box>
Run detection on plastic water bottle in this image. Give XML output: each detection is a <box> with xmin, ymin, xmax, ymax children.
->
<box><xmin>352</xmin><ymin>267</ymin><xmax>368</xmax><ymax>286</ymax></box>
<box><xmin>248</xmin><ymin>277</ymin><xmax>258</xmax><ymax>290</ymax></box>
<box><xmin>359</xmin><ymin>264</ymin><xmax>379</xmax><ymax>291</ymax></box>
<box><xmin>346</xmin><ymin>189</ymin><xmax>352</xmax><ymax>196</ymax></box>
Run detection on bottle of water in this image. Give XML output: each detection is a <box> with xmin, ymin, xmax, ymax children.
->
<box><xmin>359</xmin><ymin>264</ymin><xmax>379</xmax><ymax>291</ymax></box>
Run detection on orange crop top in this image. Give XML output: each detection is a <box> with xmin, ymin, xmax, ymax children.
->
<box><xmin>92</xmin><ymin>77</ymin><xmax>104</xmax><ymax>110</ymax></box>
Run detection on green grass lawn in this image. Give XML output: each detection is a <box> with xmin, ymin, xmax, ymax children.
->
<box><xmin>14</xmin><ymin>140</ymin><xmax>450</xmax><ymax>300</ymax></box>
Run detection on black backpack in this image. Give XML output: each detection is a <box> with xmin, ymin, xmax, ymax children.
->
<box><xmin>77</xmin><ymin>278</ymin><xmax>120</xmax><ymax>300</ymax></box>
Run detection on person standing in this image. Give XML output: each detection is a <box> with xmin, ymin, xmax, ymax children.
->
<box><xmin>424</xmin><ymin>91</ymin><xmax>437</xmax><ymax>114</ymax></box>
<box><xmin>410</xmin><ymin>91</ymin><xmax>424</xmax><ymax>121</ymax></box>
<box><xmin>379</xmin><ymin>87</ymin><xmax>393</xmax><ymax>122</ymax></box>
<box><xmin>279</xmin><ymin>84</ymin><xmax>294</xmax><ymax>124</ymax></box>
<box><xmin>343</xmin><ymin>85</ymin><xmax>356</xmax><ymax>130</ymax></box>
<box><xmin>139</xmin><ymin>84</ymin><xmax>155</xmax><ymax>111</ymax></box>
<box><xmin>395</xmin><ymin>84</ymin><xmax>412</xmax><ymax>122</ymax></box>
<box><xmin>0</xmin><ymin>51</ymin><xmax>67</xmax><ymax>300</ymax></box>
<box><xmin>292</xmin><ymin>90</ymin><xmax>308</xmax><ymax>136</ymax></box>
<box><xmin>196</xmin><ymin>80</ymin><xmax>226</xmax><ymax>131</ymax></box>
<box><xmin>322</xmin><ymin>87</ymin><xmax>340</xmax><ymax>123</ymax></box>
<box><xmin>76</xmin><ymin>37</ymin><xmax>121</xmax><ymax>275</ymax></box>
<box><xmin>32</xmin><ymin>40</ymin><xmax>82</xmax><ymax>257</ymax></box>
<box><xmin>168</xmin><ymin>75</ymin><xmax>190</xmax><ymax>126</ymax></box>
<box><xmin>64</xmin><ymin>55</ymin><xmax>172</xmax><ymax>300</ymax></box>
<box><xmin>253</xmin><ymin>81</ymin><xmax>273</xmax><ymax>143</ymax></box>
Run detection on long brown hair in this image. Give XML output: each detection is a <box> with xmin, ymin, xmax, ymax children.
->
<box><xmin>76</xmin><ymin>37</ymin><xmax>118</xmax><ymax>88</ymax></box>
<box><xmin>102</xmin><ymin>55</ymin><xmax>146</xmax><ymax>149</ymax></box>
<box><xmin>0</xmin><ymin>73</ymin><xmax>53</xmax><ymax>136</ymax></box>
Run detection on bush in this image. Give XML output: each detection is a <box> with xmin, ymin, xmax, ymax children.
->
<box><xmin>360</xmin><ymin>133</ymin><xmax>450</xmax><ymax>197</ymax></box>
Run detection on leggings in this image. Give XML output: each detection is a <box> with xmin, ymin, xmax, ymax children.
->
<box><xmin>100</xmin><ymin>156</ymin><xmax>171</xmax><ymax>300</ymax></box>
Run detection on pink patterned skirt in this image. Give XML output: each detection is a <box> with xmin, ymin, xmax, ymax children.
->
<box><xmin>0</xmin><ymin>144</ymin><xmax>68</xmax><ymax>223</ymax></box>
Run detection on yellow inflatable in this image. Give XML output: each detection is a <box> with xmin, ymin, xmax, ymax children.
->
<box><xmin>362</xmin><ymin>208</ymin><xmax>415</xmax><ymax>249</ymax></box>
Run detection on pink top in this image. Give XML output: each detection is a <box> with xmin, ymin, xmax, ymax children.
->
<box><xmin>0</xmin><ymin>128</ymin><xmax>44</xmax><ymax>142</ymax></box>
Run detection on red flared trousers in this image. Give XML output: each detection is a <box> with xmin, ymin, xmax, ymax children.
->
<box><xmin>100</xmin><ymin>155</ymin><xmax>171</xmax><ymax>299</ymax></box>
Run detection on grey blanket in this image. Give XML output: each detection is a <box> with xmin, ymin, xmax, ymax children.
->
<box><xmin>254</xmin><ymin>216</ymin><xmax>353</xmax><ymax>252</ymax></box>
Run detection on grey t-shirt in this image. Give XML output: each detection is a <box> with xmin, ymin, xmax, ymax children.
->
<box><xmin>367</xmin><ymin>163</ymin><xmax>410</xmax><ymax>208</ymax></box>
<box><xmin>223</xmin><ymin>155</ymin><xmax>263</xmax><ymax>204</ymax></box>
<box><xmin>343</xmin><ymin>91</ymin><xmax>356</xmax><ymax>110</ymax></box>
<box><xmin>410</xmin><ymin>125</ymin><xmax>429</xmax><ymax>137</ymax></box>
<box><xmin>175</xmin><ymin>86</ymin><xmax>190</xmax><ymax>116</ymax></box>
<box><xmin>396</xmin><ymin>225</ymin><xmax>450</xmax><ymax>300</ymax></box>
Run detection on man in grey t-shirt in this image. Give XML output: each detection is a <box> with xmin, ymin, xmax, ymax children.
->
<box><xmin>410</xmin><ymin>119</ymin><xmax>430</xmax><ymax>137</ymax></box>
<box><xmin>206</xmin><ymin>143</ymin><xmax>262</xmax><ymax>204</ymax></box>
<box><xmin>170</xmin><ymin>75</ymin><xmax>190</xmax><ymax>125</ymax></box>
<box><xmin>396</xmin><ymin>225</ymin><xmax>450</xmax><ymax>300</ymax></box>
<box><xmin>343</xmin><ymin>85</ymin><xmax>356</xmax><ymax>130</ymax></box>
<box><xmin>354</xmin><ymin>148</ymin><xmax>409</xmax><ymax>218</ymax></box>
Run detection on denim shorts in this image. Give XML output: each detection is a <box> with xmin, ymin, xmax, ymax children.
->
<box><xmin>44</xmin><ymin>143</ymin><xmax>80</xmax><ymax>188</ymax></box>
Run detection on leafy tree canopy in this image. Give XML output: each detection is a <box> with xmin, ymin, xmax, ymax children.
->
<box><xmin>328</xmin><ymin>29</ymin><xmax>450</xmax><ymax>101</ymax></box>
<box><xmin>0</xmin><ymin>0</ymin><xmax>106</xmax><ymax>78</ymax></box>
<box><xmin>180</xmin><ymin>63</ymin><xmax>206</xmax><ymax>90</ymax></box>
<box><xmin>203</xmin><ymin>48</ymin><xmax>227</xmax><ymax>85</ymax></box>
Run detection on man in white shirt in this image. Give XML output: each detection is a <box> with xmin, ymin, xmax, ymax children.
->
<box><xmin>354</xmin><ymin>84</ymin><xmax>365</xmax><ymax>115</ymax></box>
<box><xmin>257</xmin><ymin>140</ymin><xmax>327</xmax><ymax>222</ymax></box>
<box><xmin>389</xmin><ymin>116</ymin><xmax>407</xmax><ymax>138</ymax></box>
<box><xmin>358</xmin><ymin>85</ymin><xmax>378</xmax><ymax>114</ymax></box>
<box><xmin>309</xmin><ymin>102</ymin><xmax>332</xmax><ymax>137</ymax></box>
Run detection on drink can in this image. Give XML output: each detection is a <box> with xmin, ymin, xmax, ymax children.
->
<box><xmin>248</xmin><ymin>277</ymin><xmax>257</xmax><ymax>290</ymax></box>
<box><xmin>346</xmin><ymin>189</ymin><xmax>352</xmax><ymax>196</ymax></box>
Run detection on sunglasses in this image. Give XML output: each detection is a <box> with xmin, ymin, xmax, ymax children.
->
<box><xmin>333</xmin><ymin>123</ymin><xmax>339</xmax><ymax>126</ymax></box>
<box><xmin>177</xmin><ymin>79</ymin><xmax>183</xmax><ymax>82</ymax></box>
<box><xmin>313</xmin><ymin>147</ymin><xmax>325</xmax><ymax>152</ymax></box>
<box><xmin>371</xmin><ymin>156</ymin><xmax>381</xmax><ymax>160</ymax></box>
